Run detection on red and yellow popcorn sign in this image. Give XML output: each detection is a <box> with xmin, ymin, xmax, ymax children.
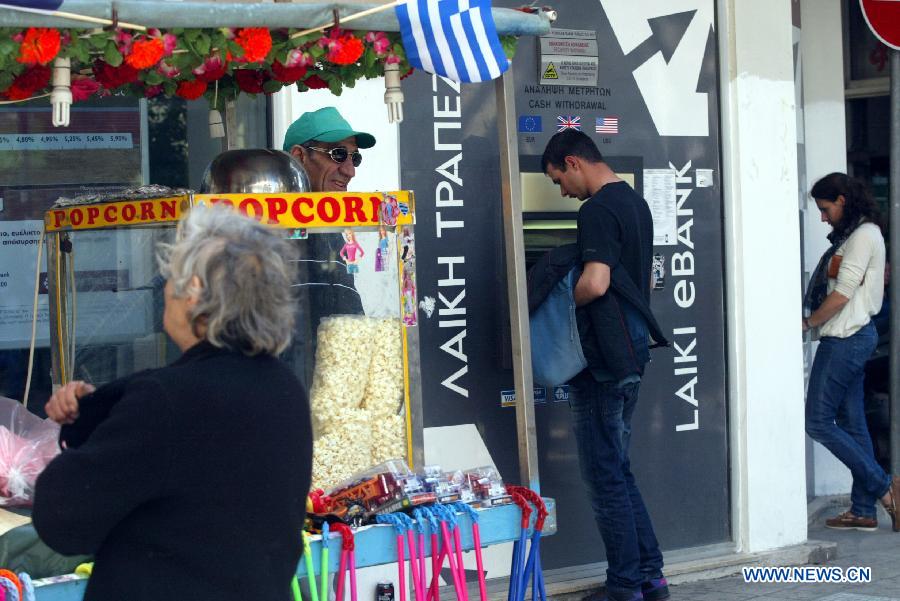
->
<box><xmin>45</xmin><ymin>192</ymin><xmax>414</xmax><ymax>232</ymax></box>
<box><xmin>193</xmin><ymin>191</ymin><xmax>414</xmax><ymax>228</ymax></box>
<box><xmin>45</xmin><ymin>196</ymin><xmax>190</xmax><ymax>231</ymax></box>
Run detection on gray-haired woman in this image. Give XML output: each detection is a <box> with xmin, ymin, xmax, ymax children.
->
<box><xmin>33</xmin><ymin>206</ymin><xmax>313</xmax><ymax>601</ymax></box>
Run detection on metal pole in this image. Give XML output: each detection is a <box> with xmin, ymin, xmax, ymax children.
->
<box><xmin>406</xmin><ymin>285</ymin><xmax>426</xmax><ymax>471</ymax></box>
<box><xmin>46</xmin><ymin>234</ymin><xmax>64</xmax><ymax>389</ymax></box>
<box><xmin>0</xmin><ymin>1</ymin><xmax>552</xmax><ymax>34</ymax></box>
<box><xmin>890</xmin><ymin>48</ymin><xmax>900</xmax><ymax>476</ymax></box>
<box><xmin>495</xmin><ymin>71</ymin><xmax>540</xmax><ymax>492</ymax></box>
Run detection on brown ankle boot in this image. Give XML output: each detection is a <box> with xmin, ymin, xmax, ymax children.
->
<box><xmin>883</xmin><ymin>476</ymin><xmax>900</xmax><ymax>533</ymax></box>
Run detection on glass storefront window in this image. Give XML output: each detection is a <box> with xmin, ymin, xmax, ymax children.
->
<box><xmin>0</xmin><ymin>94</ymin><xmax>269</xmax><ymax>408</ymax></box>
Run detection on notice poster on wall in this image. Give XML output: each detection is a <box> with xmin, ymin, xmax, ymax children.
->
<box><xmin>644</xmin><ymin>169</ymin><xmax>678</xmax><ymax>246</ymax></box>
<box><xmin>0</xmin><ymin>221</ymin><xmax>48</xmax><ymax>349</ymax></box>
<box><xmin>0</xmin><ymin>223</ymin><xmax>157</xmax><ymax>350</ymax></box>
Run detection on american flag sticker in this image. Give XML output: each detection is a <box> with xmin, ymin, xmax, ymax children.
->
<box><xmin>596</xmin><ymin>117</ymin><xmax>619</xmax><ymax>134</ymax></box>
<box><xmin>557</xmin><ymin>115</ymin><xmax>582</xmax><ymax>132</ymax></box>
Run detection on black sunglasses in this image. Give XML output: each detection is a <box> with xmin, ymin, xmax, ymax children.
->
<box><xmin>306</xmin><ymin>145</ymin><xmax>363</xmax><ymax>167</ymax></box>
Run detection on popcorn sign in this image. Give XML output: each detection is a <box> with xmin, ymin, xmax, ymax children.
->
<box><xmin>45</xmin><ymin>192</ymin><xmax>416</xmax><ymax>232</ymax></box>
<box><xmin>194</xmin><ymin>191</ymin><xmax>415</xmax><ymax>228</ymax></box>
<box><xmin>45</xmin><ymin>196</ymin><xmax>189</xmax><ymax>231</ymax></box>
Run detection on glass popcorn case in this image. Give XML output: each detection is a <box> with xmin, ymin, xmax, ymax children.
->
<box><xmin>43</xmin><ymin>188</ymin><xmax>423</xmax><ymax>489</ymax></box>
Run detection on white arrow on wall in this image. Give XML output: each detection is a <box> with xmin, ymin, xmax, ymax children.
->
<box><xmin>599</xmin><ymin>0</ymin><xmax>715</xmax><ymax>137</ymax></box>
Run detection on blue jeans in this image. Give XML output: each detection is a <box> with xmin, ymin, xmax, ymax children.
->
<box><xmin>568</xmin><ymin>374</ymin><xmax>663</xmax><ymax>596</ymax></box>
<box><xmin>806</xmin><ymin>321</ymin><xmax>890</xmax><ymax>518</ymax></box>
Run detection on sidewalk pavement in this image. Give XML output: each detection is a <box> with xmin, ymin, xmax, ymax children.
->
<box><xmin>669</xmin><ymin>508</ymin><xmax>900</xmax><ymax>600</ymax></box>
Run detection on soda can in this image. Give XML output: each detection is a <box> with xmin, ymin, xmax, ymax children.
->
<box><xmin>376</xmin><ymin>582</ymin><xmax>395</xmax><ymax>601</ymax></box>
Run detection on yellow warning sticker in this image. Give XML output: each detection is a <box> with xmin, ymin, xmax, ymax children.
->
<box><xmin>542</xmin><ymin>62</ymin><xmax>559</xmax><ymax>79</ymax></box>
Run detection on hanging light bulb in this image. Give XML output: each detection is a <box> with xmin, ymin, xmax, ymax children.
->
<box><xmin>209</xmin><ymin>109</ymin><xmax>225</xmax><ymax>139</ymax></box>
<box><xmin>50</xmin><ymin>56</ymin><xmax>72</xmax><ymax>127</ymax></box>
<box><xmin>383</xmin><ymin>62</ymin><xmax>404</xmax><ymax>124</ymax></box>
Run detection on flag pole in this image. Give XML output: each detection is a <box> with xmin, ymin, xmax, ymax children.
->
<box><xmin>0</xmin><ymin>4</ymin><xmax>146</xmax><ymax>30</ymax></box>
<box><xmin>290</xmin><ymin>0</ymin><xmax>403</xmax><ymax>39</ymax></box>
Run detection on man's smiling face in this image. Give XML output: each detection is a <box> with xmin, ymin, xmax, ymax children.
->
<box><xmin>298</xmin><ymin>136</ymin><xmax>360</xmax><ymax>192</ymax></box>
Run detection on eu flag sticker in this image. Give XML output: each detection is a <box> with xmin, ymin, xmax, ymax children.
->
<box><xmin>518</xmin><ymin>115</ymin><xmax>542</xmax><ymax>133</ymax></box>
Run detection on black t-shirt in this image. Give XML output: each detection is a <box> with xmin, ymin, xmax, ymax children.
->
<box><xmin>577</xmin><ymin>180</ymin><xmax>654</xmax><ymax>303</ymax></box>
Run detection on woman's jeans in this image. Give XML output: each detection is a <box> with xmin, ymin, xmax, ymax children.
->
<box><xmin>568</xmin><ymin>374</ymin><xmax>663</xmax><ymax>596</ymax></box>
<box><xmin>806</xmin><ymin>321</ymin><xmax>890</xmax><ymax>518</ymax></box>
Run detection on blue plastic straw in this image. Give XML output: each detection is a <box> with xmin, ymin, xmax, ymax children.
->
<box><xmin>321</xmin><ymin>522</ymin><xmax>331</xmax><ymax>601</ymax></box>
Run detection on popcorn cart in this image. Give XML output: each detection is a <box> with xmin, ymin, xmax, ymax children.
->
<box><xmin>42</xmin><ymin>184</ymin><xmax>425</xmax><ymax>488</ymax></box>
<box><xmin>34</xmin><ymin>175</ymin><xmax>556</xmax><ymax>601</ymax></box>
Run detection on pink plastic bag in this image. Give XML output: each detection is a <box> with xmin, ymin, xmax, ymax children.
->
<box><xmin>0</xmin><ymin>397</ymin><xmax>60</xmax><ymax>506</ymax></box>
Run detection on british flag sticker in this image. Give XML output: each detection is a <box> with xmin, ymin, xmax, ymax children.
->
<box><xmin>556</xmin><ymin>115</ymin><xmax>582</xmax><ymax>132</ymax></box>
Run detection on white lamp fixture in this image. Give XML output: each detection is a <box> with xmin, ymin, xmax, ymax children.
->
<box><xmin>50</xmin><ymin>56</ymin><xmax>72</xmax><ymax>127</ymax></box>
<box><xmin>383</xmin><ymin>62</ymin><xmax>404</xmax><ymax>124</ymax></box>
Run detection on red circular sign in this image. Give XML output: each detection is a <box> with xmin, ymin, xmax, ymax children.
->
<box><xmin>860</xmin><ymin>0</ymin><xmax>900</xmax><ymax>50</ymax></box>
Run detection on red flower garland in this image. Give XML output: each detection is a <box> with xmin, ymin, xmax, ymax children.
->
<box><xmin>71</xmin><ymin>76</ymin><xmax>100</xmax><ymax>102</ymax></box>
<box><xmin>125</xmin><ymin>38</ymin><xmax>165</xmax><ymax>70</ymax></box>
<box><xmin>271</xmin><ymin>61</ymin><xmax>307</xmax><ymax>84</ymax></box>
<box><xmin>143</xmin><ymin>85</ymin><xmax>164</xmax><ymax>99</ymax></box>
<box><xmin>176</xmin><ymin>79</ymin><xmax>208</xmax><ymax>100</ymax></box>
<box><xmin>0</xmin><ymin>27</ymin><xmax>415</xmax><ymax>106</ymax></box>
<box><xmin>303</xmin><ymin>74</ymin><xmax>329</xmax><ymax>89</ymax></box>
<box><xmin>234</xmin><ymin>28</ymin><xmax>272</xmax><ymax>63</ymax></box>
<box><xmin>326</xmin><ymin>33</ymin><xmax>364</xmax><ymax>65</ymax></box>
<box><xmin>93</xmin><ymin>60</ymin><xmax>140</xmax><ymax>89</ymax></box>
<box><xmin>193</xmin><ymin>56</ymin><xmax>228</xmax><ymax>83</ymax></box>
<box><xmin>234</xmin><ymin>69</ymin><xmax>267</xmax><ymax>94</ymax></box>
<box><xmin>3</xmin><ymin>65</ymin><xmax>51</xmax><ymax>99</ymax></box>
<box><xmin>17</xmin><ymin>28</ymin><xmax>61</xmax><ymax>66</ymax></box>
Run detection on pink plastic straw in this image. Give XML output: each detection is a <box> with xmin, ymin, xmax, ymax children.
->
<box><xmin>349</xmin><ymin>549</ymin><xmax>358</xmax><ymax>601</ymax></box>
<box><xmin>440</xmin><ymin>523</ymin><xmax>466</xmax><ymax>601</ymax></box>
<box><xmin>471</xmin><ymin>524</ymin><xmax>487</xmax><ymax>601</ymax></box>
<box><xmin>452</xmin><ymin>526</ymin><xmax>469</xmax><ymax>601</ymax></box>
<box><xmin>428</xmin><ymin>544</ymin><xmax>448</xmax><ymax>601</ymax></box>
<box><xmin>429</xmin><ymin>532</ymin><xmax>441</xmax><ymax>601</ymax></box>
<box><xmin>397</xmin><ymin>535</ymin><xmax>408</xmax><ymax>601</ymax></box>
<box><xmin>407</xmin><ymin>530</ymin><xmax>423</xmax><ymax>601</ymax></box>
<box><xmin>419</xmin><ymin>532</ymin><xmax>427</xmax><ymax>601</ymax></box>
<box><xmin>336</xmin><ymin>549</ymin><xmax>349</xmax><ymax>601</ymax></box>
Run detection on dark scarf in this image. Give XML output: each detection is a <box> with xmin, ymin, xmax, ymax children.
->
<box><xmin>803</xmin><ymin>218</ymin><xmax>864</xmax><ymax>312</ymax></box>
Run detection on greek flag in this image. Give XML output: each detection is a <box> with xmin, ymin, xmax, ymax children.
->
<box><xmin>396</xmin><ymin>0</ymin><xmax>509</xmax><ymax>83</ymax></box>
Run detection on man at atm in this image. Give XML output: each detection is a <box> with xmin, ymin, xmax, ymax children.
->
<box><xmin>542</xmin><ymin>129</ymin><xmax>670</xmax><ymax>601</ymax></box>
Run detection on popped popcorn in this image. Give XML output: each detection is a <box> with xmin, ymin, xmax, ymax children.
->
<box><xmin>311</xmin><ymin>408</ymin><xmax>373</xmax><ymax>490</ymax></box>
<box><xmin>361</xmin><ymin>318</ymin><xmax>405</xmax><ymax>421</ymax></box>
<box><xmin>309</xmin><ymin>315</ymin><xmax>378</xmax><ymax>435</ymax></box>
<box><xmin>308</xmin><ymin>316</ymin><xmax>410</xmax><ymax>489</ymax></box>
<box><xmin>370</xmin><ymin>414</ymin><xmax>406</xmax><ymax>465</ymax></box>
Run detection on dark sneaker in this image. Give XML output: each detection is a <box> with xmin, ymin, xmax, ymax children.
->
<box><xmin>581</xmin><ymin>589</ymin><xmax>643</xmax><ymax>601</ymax></box>
<box><xmin>825</xmin><ymin>511</ymin><xmax>878</xmax><ymax>532</ymax></box>
<box><xmin>641</xmin><ymin>577</ymin><xmax>670</xmax><ymax>601</ymax></box>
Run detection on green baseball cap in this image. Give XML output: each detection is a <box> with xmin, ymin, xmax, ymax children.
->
<box><xmin>282</xmin><ymin>107</ymin><xmax>376</xmax><ymax>151</ymax></box>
